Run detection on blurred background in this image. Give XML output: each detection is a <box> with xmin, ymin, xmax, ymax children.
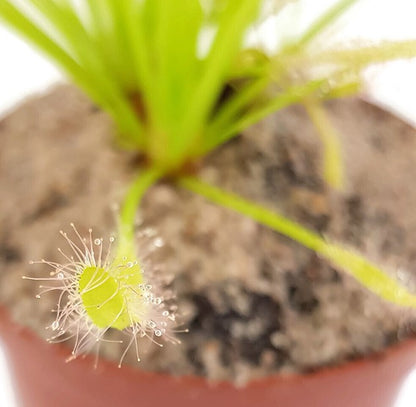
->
<box><xmin>1</xmin><ymin>0</ymin><xmax>416</xmax><ymax>405</ymax></box>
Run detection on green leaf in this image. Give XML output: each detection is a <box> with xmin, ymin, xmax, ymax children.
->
<box><xmin>1</xmin><ymin>1</ymin><xmax>144</xmax><ymax>146</ymax></box>
<box><xmin>290</xmin><ymin>0</ymin><xmax>360</xmax><ymax>50</ymax></box>
<box><xmin>143</xmin><ymin>0</ymin><xmax>203</xmax><ymax>165</ymax></box>
<box><xmin>304</xmin><ymin>99</ymin><xmax>344</xmax><ymax>189</ymax></box>
<box><xmin>179</xmin><ymin>176</ymin><xmax>416</xmax><ymax>308</ymax></box>
<box><xmin>200</xmin><ymin>78</ymin><xmax>325</xmax><ymax>155</ymax></box>
<box><xmin>172</xmin><ymin>0</ymin><xmax>263</xmax><ymax>163</ymax></box>
<box><xmin>312</xmin><ymin>40</ymin><xmax>416</xmax><ymax>70</ymax></box>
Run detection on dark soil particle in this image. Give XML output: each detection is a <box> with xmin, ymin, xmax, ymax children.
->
<box><xmin>286</xmin><ymin>271</ymin><xmax>320</xmax><ymax>314</ymax></box>
<box><xmin>0</xmin><ymin>241</ymin><xmax>22</xmax><ymax>264</ymax></box>
<box><xmin>24</xmin><ymin>188</ymin><xmax>69</xmax><ymax>223</ymax></box>
<box><xmin>188</xmin><ymin>284</ymin><xmax>283</xmax><ymax>366</ymax></box>
<box><xmin>1</xmin><ymin>85</ymin><xmax>416</xmax><ymax>385</ymax></box>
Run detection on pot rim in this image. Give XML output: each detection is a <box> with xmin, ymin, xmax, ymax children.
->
<box><xmin>1</xmin><ymin>304</ymin><xmax>416</xmax><ymax>390</ymax></box>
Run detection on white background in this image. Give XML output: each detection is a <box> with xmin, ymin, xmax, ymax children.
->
<box><xmin>1</xmin><ymin>1</ymin><xmax>416</xmax><ymax>406</ymax></box>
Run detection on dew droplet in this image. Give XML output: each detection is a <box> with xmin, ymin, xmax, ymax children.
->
<box><xmin>153</xmin><ymin>238</ymin><xmax>164</xmax><ymax>248</ymax></box>
<box><xmin>145</xmin><ymin>284</ymin><xmax>152</xmax><ymax>290</ymax></box>
<box><xmin>148</xmin><ymin>321</ymin><xmax>156</xmax><ymax>329</ymax></box>
<box><xmin>162</xmin><ymin>311</ymin><xmax>169</xmax><ymax>317</ymax></box>
<box><xmin>57</xmin><ymin>272</ymin><xmax>64</xmax><ymax>280</ymax></box>
<box><xmin>52</xmin><ymin>321</ymin><xmax>59</xmax><ymax>331</ymax></box>
<box><xmin>94</xmin><ymin>239</ymin><xmax>101</xmax><ymax>246</ymax></box>
<box><xmin>109</xmin><ymin>236</ymin><xmax>115</xmax><ymax>243</ymax></box>
<box><xmin>126</xmin><ymin>262</ymin><xmax>134</xmax><ymax>268</ymax></box>
<box><xmin>154</xmin><ymin>330</ymin><xmax>162</xmax><ymax>337</ymax></box>
<box><xmin>143</xmin><ymin>228</ymin><xmax>157</xmax><ymax>237</ymax></box>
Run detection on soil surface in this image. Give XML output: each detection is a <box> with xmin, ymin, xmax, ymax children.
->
<box><xmin>1</xmin><ymin>85</ymin><xmax>416</xmax><ymax>385</ymax></box>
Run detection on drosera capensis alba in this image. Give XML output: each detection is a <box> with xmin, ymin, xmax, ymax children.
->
<box><xmin>24</xmin><ymin>223</ymin><xmax>182</xmax><ymax>367</ymax></box>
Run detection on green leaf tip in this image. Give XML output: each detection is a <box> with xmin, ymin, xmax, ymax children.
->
<box><xmin>323</xmin><ymin>245</ymin><xmax>416</xmax><ymax>308</ymax></box>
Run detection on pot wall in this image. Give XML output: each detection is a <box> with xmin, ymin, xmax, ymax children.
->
<box><xmin>1</xmin><ymin>307</ymin><xmax>416</xmax><ymax>407</ymax></box>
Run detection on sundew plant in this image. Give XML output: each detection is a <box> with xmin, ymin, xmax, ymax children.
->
<box><xmin>2</xmin><ymin>0</ymin><xmax>416</xmax><ymax>361</ymax></box>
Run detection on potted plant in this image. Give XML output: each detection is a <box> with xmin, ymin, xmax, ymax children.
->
<box><xmin>1</xmin><ymin>1</ymin><xmax>416</xmax><ymax>406</ymax></box>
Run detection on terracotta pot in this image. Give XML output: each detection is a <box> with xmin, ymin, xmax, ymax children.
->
<box><xmin>1</xmin><ymin>307</ymin><xmax>415</xmax><ymax>407</ymax></box>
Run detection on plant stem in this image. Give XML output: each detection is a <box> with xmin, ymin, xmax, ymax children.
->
<box><xmin>179</xmin><ymin>176</ymin><xmax>416</xmax><ymax>308</ymax></box>
<box><xmin>117</xmin><ymin>167</ymin><xmax>163</xmax><ymax>255</ymax></box>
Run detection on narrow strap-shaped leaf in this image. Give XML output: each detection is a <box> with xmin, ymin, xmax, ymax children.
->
<box><xmin>153</xmin><ymin>0</ymin><xmax>203</xmax><ymax>130</ymax></box>
<box><xmin>311</xmin><ymin>40</ymin><xmax>416</xmax><ymax>69</ymax></box>
<box><xmin>206</xmin><ymin>76</ymin><xmax>270</xmax><ymax>139</ymax></box>
<box><xmin>199</xmin><ymin>79</ymin><xmax>324</xmax><ymax>156</ymax></box>
<box><xmin>294</xmin><ymin>0</ymin><xmax>360</xmax><ymax>49</ymax></box>
<box><xmin>173</xmin><ymin>0</ymin><xmax>263</xmax><ymax>161</ymax></box>
<box><xmin>179</xmin><ymin>176</ymin><xmax>416</xmax><ymax>308</ymax></box>
<box><xmin>121</xmin><ymin>0</ymin><xmax>157</xmax><ymax>115</ymax></box>
<box><xmin>1</xmin><ymin>0</ymin><xmax>144</xmax><ymax>146</ymax></box>
<box><xmin>0</xmin><ymin>1</ymin><xmax>110</xmax><ymax>110</ymax></box>
<box><xmin>304</xmin><ymin>99</ymin><xmax>344</xmax><ymax>189</ymax></box>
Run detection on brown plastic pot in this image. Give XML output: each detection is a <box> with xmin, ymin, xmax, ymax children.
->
<box><xmin>1</xmin><ymin>307</ymin><xmax>416</xmax><ymax>407</ymax></box>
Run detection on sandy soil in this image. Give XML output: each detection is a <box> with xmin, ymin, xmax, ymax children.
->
<box><xmin>1</xmin><ymin>85</ymin><xmax>416</xmax><ymax>385</ymax></box>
